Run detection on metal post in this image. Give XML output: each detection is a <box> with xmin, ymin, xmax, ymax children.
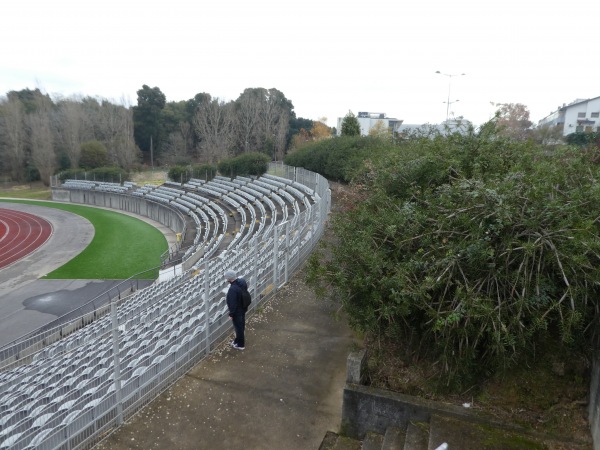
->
<box><xmin>110</xmin><ymin>298</ymin><xmax>123</xmax><ymax>425</ymax></box>
<box><xmin>273</xmin><ymin>224</ymin><xmax>279</xmax><ymax>291</ymax></box>
<box><xmin>203</xmin><ymin>262</ymin><xmax>211</xmax><ymax>354</ymax></box>
<box><xmin>310</xmin><ymin>202</ymin><xmax>318</xmax><ymax>249</ymax></box>
<box><xmin>284</xmin><ymin>221</ymin><xmax>290</xmax><ymax>283</ymax></box>
<box><xmin>252</xmin><ymin>237</ymin><xmax>259</xmax><ymax>302</ymax></box>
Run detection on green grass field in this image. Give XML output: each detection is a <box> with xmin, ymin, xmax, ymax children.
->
<box><xmin>0</xmin><ymin>200</ymin><xmax>167</xmax><ymax>280</ymax></box>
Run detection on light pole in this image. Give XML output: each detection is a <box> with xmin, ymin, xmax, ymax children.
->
<box><xmin>436</xmin><ymin>71</ymin><xmax>465</xmax><ymax>122</ymax></box>
<box><xmin>443</xmin><ymin>99</ymin><xmax>460</xmax><ymax>120</ymax></box>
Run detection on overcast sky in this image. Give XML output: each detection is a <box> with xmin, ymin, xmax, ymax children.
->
<box><xmin>2</xmin><ymin>0</ymin><xmax>598</xmax><ymax>128</ymax></box>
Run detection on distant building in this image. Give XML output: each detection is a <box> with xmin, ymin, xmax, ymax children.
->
<box><xmin>538</xmin><ymin>96</ymin><xmax>600</xmax><ymax>136</ymax></box>
<box><xmin>336</xmin><ymin>112</ymin><xmax>403</xmax><ymax>136</ymax></box>
<box><xmin>397</xmin><ymin>119</ymin><xmax>473</xmax><ymax>136</ymax></box>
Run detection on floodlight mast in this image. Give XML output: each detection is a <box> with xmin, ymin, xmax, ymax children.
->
<box><xmin>436</xmin><ymin>71</ymin><xmax>466</xmax><ymax>121</ymax></box>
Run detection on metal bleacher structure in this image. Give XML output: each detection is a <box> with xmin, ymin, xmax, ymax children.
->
<box><xmin>0</xmin><ymin>163</ymin><xmax>330</xmax><ymax>450</ymax></box>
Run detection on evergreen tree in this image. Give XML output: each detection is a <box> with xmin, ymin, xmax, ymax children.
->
<box><xmin>341</xmin><ymin>110</ymin><xmax>361</xmax><ymax>136</ymax></box>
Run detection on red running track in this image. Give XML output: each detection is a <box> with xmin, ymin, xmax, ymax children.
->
<box><xmin>0</xmin><ymin>208</ymin><xmax>53</xmax><ymax>269</ymax></box>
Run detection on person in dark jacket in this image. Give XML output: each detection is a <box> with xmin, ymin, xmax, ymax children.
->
<box><xmin>225</xmin><ymin>269</ymin><xmax>248</xmax><ymax>350</ymax></box>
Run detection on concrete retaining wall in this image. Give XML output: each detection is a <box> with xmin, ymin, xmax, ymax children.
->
<box><xmin>342</xmin><ymin>383</ymin><xmax>433</xmax><ymax>439</ymax></box>
<box><xmin>342</xmin><ymin>350</ymin><xmax>593</xmax><ymax>446</ymax></box>
<box><xmin>340</xmin><ymin>350</ymin><xmax>472</xmax><ymax>439</ymax></box>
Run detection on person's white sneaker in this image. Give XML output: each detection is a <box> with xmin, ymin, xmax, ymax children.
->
<box><xmin>233</xmin><ymin>344</ymin><xmax>245</xmax><ymax>350</ymax></box>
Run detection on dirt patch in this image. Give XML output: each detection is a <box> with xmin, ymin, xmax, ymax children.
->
<box><xmin>130</xmin><ymin>170</ymin><xmax>167</xmax><ymax>185</ymax></box>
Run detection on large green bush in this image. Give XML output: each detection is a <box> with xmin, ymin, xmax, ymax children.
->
<box><xmin>167</xmin><ymin>165</ymin><xmax>189</xmax><ymax>184</ymax></box>
<box><xmin>308</xmin><ymin>124</ymin><xmax>600</xmax><ymax>386</ymax></box>
<box><xmin>218</xmin><ymin>152</ymin><xmax>269</xmax><ymax>177</ymax></box>
<box><xmin>58</xmin><ymin>167</ymin><xmax>129</xmax><ymax>183</ymax></box>
<box><xmin>190</xmin><ymin>164</ymin><xmax>217</xmax><ymax>181</ymax></box>
<box><xmin>284</xmin><ymin>136</ymin><xmax>392</xmax><ymax>182</ymax></box>
<box><xmin>80</xmin><ymin>140</ymin><xmax>109</xmax><ymax>169</ymax></box>
<box><xmin>168</xmin><ymin>164</ymin><xmax>217</xmax><ymax>184</ymax></box>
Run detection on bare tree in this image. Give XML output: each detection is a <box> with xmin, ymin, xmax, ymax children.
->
<box><xmin>193</xmin><ymin>98</ymin><xmax>235</xmax><ymax>164</ymax></box>
<box><xmin>114</xmin><ymin>106</ymin><xmax>141</xmax><ymax>169</ymax></box>
<box><xmin>54</xmin><ymin>98</ymin><xmax>87</xmax><ymax>168</ymax></box>
<box><xmin>0</xmin><ymin>96</ymin><xmax>26</xmax><ymax>181</ymax></box>
<box><xmin>162</xmin><ymin>132</ymin><xmax>190</xmax><ymax>165</ymax></box>
<box><xmin>97</xmin><ymin>100</ymin><xmax>140</xmax><ymax>169</ymax></box>
<box><xmin>163</xmin><ymin>119</ymin><xmax>197</xmax><ymax>165</ymax></box>
<box><xmin>235</xmin><ymin>88</ymin><xmax>263</xmax><ymax>153</ymax></box>
<box><xmin>179</xmin><ymin>121</ymin><xmax>194</xmax><ymax>157</ymax></box>
<box><xmin>273</xmin><ymin>109</ymin><xmax>289</xmax><ymax>161</ymax></box>
<box><xmin>79</xmin><ymin>96</ymin><xmax>103</xmax><ymax>141</ymax></box>
<box><xmin>493</xmin><ymin>102</ymin><xmax>533</xmax><ymax>140</ymax></box>
<box><xmin>26</xmin><ymin>109</ymin><xmax>56</xmax><ymax>185</ymax></box>
<box><xmin>260</xmin><ymin>89</ymin><xmax>292</xmax><ymax>160</ymax></box>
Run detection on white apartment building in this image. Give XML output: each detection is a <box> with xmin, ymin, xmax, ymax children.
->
<box><xmin>538</xmin><ymin>96</ymin><xmax>600</xmax><ymax>136</ymax></box>
<box><xmin>336</xmin><ymin>112</ymin><xmax>403</xmax><ymax>136</ymax></box>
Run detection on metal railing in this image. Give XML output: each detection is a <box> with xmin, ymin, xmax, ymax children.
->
<box><xmin>0</xmin><ymin>164</ymin><xmax>330</xmax><ymax>450</ymax></box>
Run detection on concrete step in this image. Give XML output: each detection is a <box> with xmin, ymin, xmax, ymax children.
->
<box><xmin>322</xmin><ymin>407</ymin><xmax>589</xmax><ymax>450</ymax></box>
<box><xmin>318</xmin><ymin>431</ymin><xmax>362</xmax><ymax>450</ymax></box>
<box><xmin>382</xmin><ymin>426</ymin><xmax>406</xmax><ymax>450</ymax></box>
<box><xmin>319</xmin><ymin>431</ymin><xmax>339</xmax><ymax>450</ymax></box>
<box><xmin>332</xmin><ymin>435</ymin><xmax>362</xmax><ymax>450</ymax></box>
<box><xmin>404</xmin><ymin>421</ymin><xmax>429</xmax><ymax>450</ymax></box>
<box><xmin>362</xmin><ymin>431</ymin><xmax>385</xmax><ymax>450</ymax></box>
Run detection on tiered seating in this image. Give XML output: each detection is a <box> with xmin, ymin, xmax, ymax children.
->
<box><xmin>253</xmin><ymin>179</ymin><xmax>289</xmax><ymax>223</ymax></box>
<box><xmin>131</xmin><ymin>184</ymin><xmax>157</xmax><ymax>199</ymax></box>
<box><xmin>62</xmin><ymin>180</ymin><xmax>95</xmax><ymax>190</ymax></box>
<box><xmin>94</xmin><ymin>183</ymin><xmax>131</xmax><ymax>194</ymax></box>
<box><xmin>62</xmin><ymin>180</ymin><xmax>132</xmax><ymax>194</ymax></box>
<box><xmin>262</xmin><ymin>174</ymin><xmax>309</xmax><ymax>208</ymax></box>
<box><xmin>0</xmin><ymin>271</ymin><xmax>233</xmax><ymax>449</ymax></box>
<box><xmin>184</xmin><ymin>178</ymin><xmax>206</xmax><ymax>189</ymax></box>
<box><xmin>0</xmin><ymin>170</ymin><xmax>325</xmax><ymax>449</ymax></box>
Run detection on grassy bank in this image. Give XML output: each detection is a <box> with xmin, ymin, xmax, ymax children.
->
<box><xmin>0</xmin><ymin>182</ymin><xmax>52</xmax><ymax>200</ymax></box>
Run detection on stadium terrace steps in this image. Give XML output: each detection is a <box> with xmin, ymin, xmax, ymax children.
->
<box><xmin>0</xmin><ymin>169</ymin><xmax>326</xmax><ymax>450</ymax></box>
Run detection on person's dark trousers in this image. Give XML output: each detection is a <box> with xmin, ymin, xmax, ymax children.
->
<box><xmin>232</xmin><ymin>312</ymin><xmax>245</xmax><ymax>347</ymax></box>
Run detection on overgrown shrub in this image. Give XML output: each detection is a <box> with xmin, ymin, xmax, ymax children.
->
<box><xmin>168</xmin><ymin>165</ymin><xmax>190</xmax><ymax>184</ymax></box>
<box><xmin>284</xmin><ymin>136</ymin><xmax>392</xmax><ymax>182</ymax></box>
<box><xmin>58</xmin><ymin>167</ymin><xmax>129</xmax><ymax>183</ymax></box>
<box><xmin>80</xmin><ymin>140</ymin><xmax>109</xmax><ymax>169</ymax></box>
<box><xmin>308</xmin><ymin>124</ymin><xmax>600</xmax><ymax>387</ymax></box>
<box><xmin>167</xmin><ymin>164</ymin><xmax>217</xmax><ymax>184</ymax></box>
<box><xmin>566</xmin><ymin>131</ymin><xmax>600</xmax><ymax>148</ymax></box>
<box><xmin>190</xmin><ymin>164</ymin><xmax>217</xmax><ymax>181</ymax></box>
<box><xmin>218</xmin><ymin>152</ymin><xmax>269</xmax><ymax>177</ymax></box>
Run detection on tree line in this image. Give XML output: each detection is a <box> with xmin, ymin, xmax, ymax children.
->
<box><xmin>0</xmin><ymin>89</ymin><xmax>137</xmax><ymax>184</ymax></box>
<box><xmin>0</xmin><ymin>85</ymin><xmax>330</xmax><ymax>185</ymax></box>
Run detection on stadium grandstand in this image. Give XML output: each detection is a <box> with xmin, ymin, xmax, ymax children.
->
<box><xmin>0</xmin><ymin>163</ymin><xmax>330</xmax><ymax>450</ymax></box>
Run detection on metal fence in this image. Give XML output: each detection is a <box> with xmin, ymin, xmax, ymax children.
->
<box><xmin>0</xmin><ymin>164</ymin><xmax>330</xmax><ymax>450</ymax></box>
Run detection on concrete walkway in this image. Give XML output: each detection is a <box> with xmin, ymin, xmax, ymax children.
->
<box><xmin>95</xmin><ymin>267</ymin><xmax>359</xmax><ymax>450</ymax></box>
